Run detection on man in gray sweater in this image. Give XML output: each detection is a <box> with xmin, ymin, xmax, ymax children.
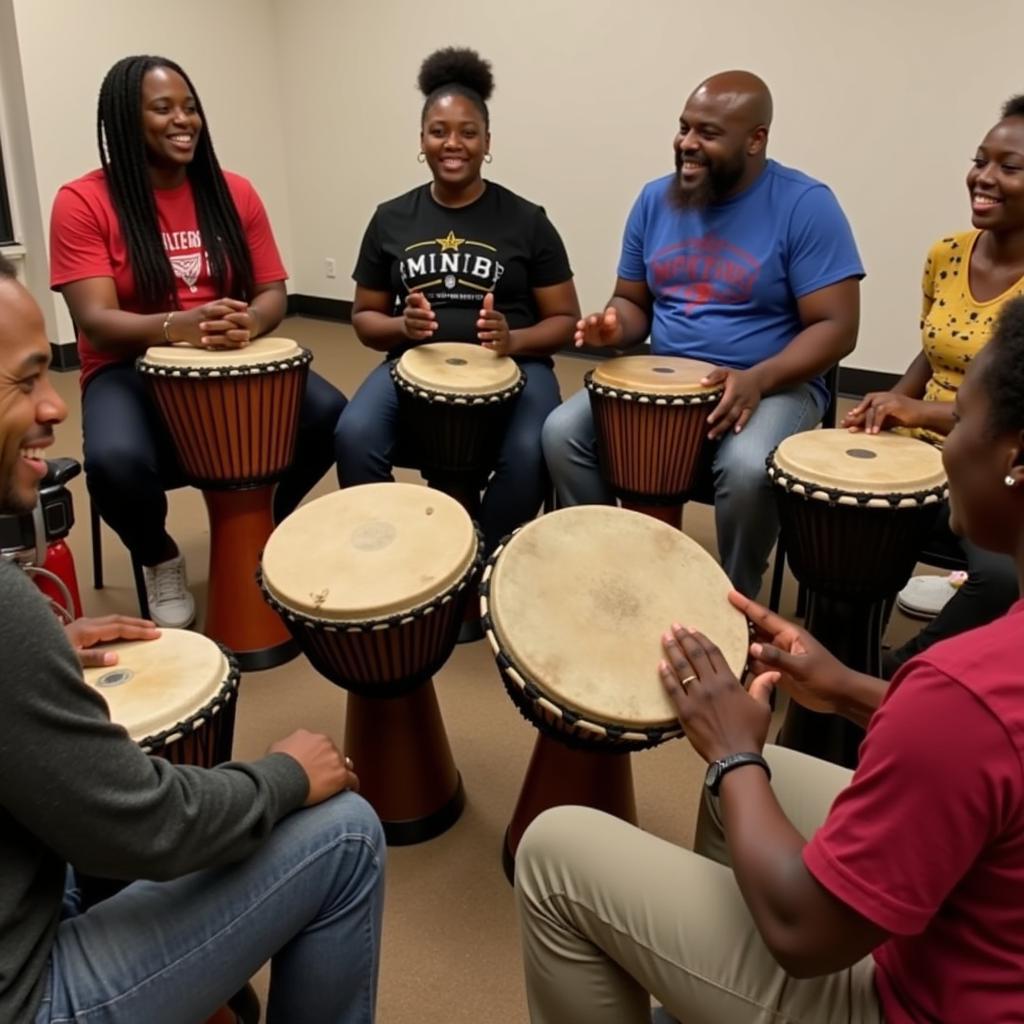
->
<box><xmin>0</xmin><ymin>256</ymin><xmax>385</xmax><ymax>1024</ymax></box>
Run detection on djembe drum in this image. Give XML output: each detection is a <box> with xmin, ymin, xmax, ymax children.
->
<box><xmin>259</xmin><ymin>483</ymin><xmax>481</xmax><ymax>843</ymax></box>
<box><xmin>585</xmin><ymin>355</ymin><xmax>723</xmax><ymax>527</ymax></box>
<box><xmin>137</xmin><ymin>337</ymin><xmax>311</xmax><ymax>670</ymax></box>
<box><xmin>768</xmin><ymin>429</ymin><xmax>947</xmax><ymax>766</ymax></box>
<box><xmin>481</xmin><ymin>505</ymin><xmax>749</xmax><ymax>880</ymax></box>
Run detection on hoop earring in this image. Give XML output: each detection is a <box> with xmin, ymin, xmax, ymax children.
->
<box><xmin>417</xmin><ymin>152</ymin><xmax>426</xmax><ymax>163</ymax></box>
<box><xmin>484</xmin><ymin>153</ymin><xmax>493</xmax><ymax>163</ymax></box>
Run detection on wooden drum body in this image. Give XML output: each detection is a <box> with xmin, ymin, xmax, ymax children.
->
<box><xmin>481</xmin><ymin>505</ymin><xmax>748</xmax><ymax>880</ymax></box>
<box><xmin>585</xmin><ymin>356</ymin><xmax>722</xmax><ymax>526</ymax></box>
<box><xmin>259</xmin><ymin>483</ymin><xmax>481</xmax><ymax>843</ymax></box>
<box><xmin>391</xmin><ymin>342</ymin><xmax>524</xmax><ymax>488</ymax></box>
<box><xmin>137</xmin><ymin>338</ymin><xmax>311</xmax><ymax>670</ymax></box>
<box><xmin>769</xmin><ymin>430</ymin><xmax>947</xmax><ymax>766</ymax></box>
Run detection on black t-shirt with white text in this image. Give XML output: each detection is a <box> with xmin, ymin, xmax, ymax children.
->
<box><xmin>353</xmin><ymin>181</ymin><xmax>573</xmax><ymax>355</ymax></box>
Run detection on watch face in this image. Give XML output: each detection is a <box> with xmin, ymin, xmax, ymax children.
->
<box><xmin>705</xmin><ymin>761</ymin><xmax>722</xmax><ymax>791</ymax></box>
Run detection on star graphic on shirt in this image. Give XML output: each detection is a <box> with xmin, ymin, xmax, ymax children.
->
<box><xmin>435</xmin><ymin>230</ymin><xmax>466</xmax><ymax>252</ymax></box>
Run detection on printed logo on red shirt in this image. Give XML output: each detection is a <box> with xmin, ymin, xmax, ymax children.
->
<box><xmin>650</xmin><ymin>235</ymin><xmax>761</xmax><ymax>314</ymax></box>
<box><xmin>162</xmin><ymin>230</ymin><xmax>207</xmax><ymax>293</ymax></box>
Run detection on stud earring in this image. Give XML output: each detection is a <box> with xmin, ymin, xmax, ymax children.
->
<box><xmin>484</xmin><ymin>153</ymin><xmax>493</xmax><ymax>163</ymax></box>
<box><xmin>417</xmin><ymin>152</ymin><xmax>426</xmax><ymax>163</ymax></box>
<box><xmin>1005</xmin><ymin>475</ymin><xmax>1017</xmax><ymax>487</ymax></box>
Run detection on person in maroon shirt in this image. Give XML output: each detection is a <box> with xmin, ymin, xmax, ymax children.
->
<box><xmin>50</xmin><ymin>55</ymin><xmax>346</xmax><ymax>628</ymax></box>
<box><xmin>516</xmin><ymin>296</ymin><xmax>1024</xmax><ymax>1022</ymax></box>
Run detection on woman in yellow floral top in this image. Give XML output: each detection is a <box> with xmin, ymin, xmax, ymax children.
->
<box><xmin>843</xmin><ymin>95</ymin><xmax>1024</xmax><ymax>672</ymax></box>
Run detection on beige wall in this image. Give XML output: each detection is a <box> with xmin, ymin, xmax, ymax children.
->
<box><xmin>4</xmin><ymin>0</ymin><xmax>292</xmax><ymax>344</ymax></box>
<box><xmin>4</xmin><ymin>0</ymin><xmax>1024</xmax><ymax>374</ymax></box>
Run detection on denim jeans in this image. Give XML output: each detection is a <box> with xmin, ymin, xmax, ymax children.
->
<box><xmin>82</xmin><ymin>365</ymin><xmax>347</xmax><ymax>566</ymax></box>
<box><xmin>334</xmin><ymin>357</ymin><xmax>561</xmax><ymax>554</ymax></box>
<box><xmin>541</xmin><ymin>384</ymin><xmax>822</xmax><ymax>597</ymax></box>
<box><xmin>35</xmin><ymin>793</ymin><xmax>385</xmax><ymax>1024</ymax></box>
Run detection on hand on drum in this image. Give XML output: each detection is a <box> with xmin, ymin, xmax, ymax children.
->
<box><xmin>727</xmin><ymin>591</ymin><xmax>852</xmax><ymax>717</ymax></box>
<box><xmin>269</xmin><ymin>729</ymin><xmax>360</xmax><ymax>806</ymax></box>
<box><xmin>659</xmin><ymin>624</ymin><xmax>773</xmax><ymax>764</ymax></box>
<box><xmin>702</xmin><ymin>367</ymin><xmax>762</xmax><ymax>439</ymax></box>
<box><xmin>403</xmin><ymin>291</ymin><xmax>438</xmax><ymax>341</ymax></box>
<box><xmin>64</xmin><ymin>614</ymin><xmax>160</xmax><ymax>668</ymax></box>
<box><xmin>842</xmin><ymin>391</ymin><xmax>925</xmax><ymax>434</ymax></box>
<box><xmin>574</xmin><ymin>307</ymin><xmax>624</xmax><ymax>349</ymax></box>
<box><xmin>478</xmin><ymin>292</ymin><xmax>514</xmax><ymax>355</ymax></box>
<box><xmin>174</xmin><ymin>298</ymin><xmax>253</xmax><ymax>350</ymax></box>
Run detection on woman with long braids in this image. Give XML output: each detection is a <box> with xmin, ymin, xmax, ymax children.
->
<box><xmin>334</xmin><ymin>47</ymin><xmax>579</xmax><ymax>560</ymax></box>
<box><xmin>50</xmin><ymin>55</ymin><xmax>346</xmax><ymax>627</ymax></box>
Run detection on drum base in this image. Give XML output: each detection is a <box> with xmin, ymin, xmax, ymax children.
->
<box><xmin>503</xmin><ymin>733</ymin><xmax>638</xmax><ymax>884</ymax></box>
<box><xmin>204</xmin><ymin>487</ymin><xmax>297</xmax><ymax>671</ymax></box>
<box><xmin>777</xmin><ymin>591</ymin><xmax>885</xmax><ymax>768</ymax></box>
<box><xmin>344</xmin><ymin>681</ymin><xmax>464</xmax><ymax>844</ymax></box>
<box><xmin>621</xmin><ymin>500</ymin><xmax>683</xmax><ymax>530</ymax></box>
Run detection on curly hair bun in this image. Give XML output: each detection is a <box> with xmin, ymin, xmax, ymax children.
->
<box><xmin>418</xmin><ymin>47</ymin><xmax>494</xmax><ymax>101</ymax></box>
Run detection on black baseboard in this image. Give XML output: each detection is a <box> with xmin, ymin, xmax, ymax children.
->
<box><xmin>50</xmin><ymin>342</ymin><xmax>80</xmax><ymax>372</ymax></box>
<box><xmin>287</xmin><ymin>294</ymin><xmax>353</xmax><ymax>322</ymax></box>
<box><xmin>837</xmin><ymin>367</ymin><xmax>899</xmax><ymax>398</ymax></box>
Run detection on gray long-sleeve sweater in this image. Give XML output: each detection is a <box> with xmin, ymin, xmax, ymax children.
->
<box><xmin>0</xmin><ymin>560</ymin><xmax>310</xmax><ymax>1023</ymax></box>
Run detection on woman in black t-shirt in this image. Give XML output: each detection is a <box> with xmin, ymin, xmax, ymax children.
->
<box><xmin>334</xmin><ymin>47</ymin><xmax>579</xmax><ymax>556</ymax></box>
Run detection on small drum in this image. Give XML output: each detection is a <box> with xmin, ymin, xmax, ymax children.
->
<box><xmin>137</xmin><ymin>337</ymin><xmax>311</xmax><ymax>487</ymax></box>
<box><xmin>136</xmin><ymin>338</ymin><xmax>311</xmax><ymax>670</ymax></box>
<box><xmin>259</xmin><ymin>482</ymin><xmax>482</xmax><ymax>843</ymax></box>
<box><xmin>481</xmin><ymin>505</ymin><xmax>748</xmax><ymax>877</ymax></box>
<box><xmin>585</xmin><ymin>355</ymin><xmax>723</xmax><ymax>508</ymax></box>
<box><xmin>82</xmin><ymin>629</ymin><xmax>239</xmax><ymax>767</ymax></box>
<box><xmin>391</xmin><ymin>342</ymin><xmax>525</xmax><ymax>481</ymax></box>
<box><xmin>768</xmin><ymin>429</ymin><xmax>947</xmax><ymax>766</ymax></box>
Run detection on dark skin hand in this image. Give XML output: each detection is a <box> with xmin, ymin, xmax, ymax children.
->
<box><xmin>61</xmin><ymin>279</ymin><xmax>286</xmax><ymax>357</ymax></box>
<box><xmin>658</xmin><ymin>608</ymin><xmax>888</xmax><ymax>976</ymax></box>
<box><xmin>268</xmin><ymin>729</ymin><xmax>360</xmax><ymax>806</ymax></box>
<box><xmin>64</xmin><ymin>614</ymin><xmax>160</xmax><ymax>668</ymax></box>
<box><xmin>575</xmin><ymin>276</ymin><xmax>859</xmax><ymax>438</ymax></box>
<box><xmin>842</xmin><ymin>351</ymin><xmax>954</xmax><ymax>435</ymax></box>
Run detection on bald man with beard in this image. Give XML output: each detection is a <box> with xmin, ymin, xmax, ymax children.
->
<box><xmin>543</xmin><ymin>71</ymin><xmax>864</xmax><ymax>599</ymax></box>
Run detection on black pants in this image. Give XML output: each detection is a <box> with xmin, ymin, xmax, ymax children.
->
<box><xmin>82</xmin><ymin>364</ymin><xmax>347</xmax><ymax>565</ymax></box>
<box><xmin>886</xmin><ymin>502</ymin><xmax>1019</xmax><ymax>676</ymax></box>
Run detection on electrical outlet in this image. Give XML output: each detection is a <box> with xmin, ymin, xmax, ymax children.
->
<box><xmin>324</xmin><ymin>257</ymin><xmax>337</xmax><ymax>279</ymax></box>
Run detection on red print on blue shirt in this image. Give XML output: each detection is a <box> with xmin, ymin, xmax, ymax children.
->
<box><xmin>650</xmin><ymin>235</ymin><xmax>761</xmax><ymax>315</ymax></box>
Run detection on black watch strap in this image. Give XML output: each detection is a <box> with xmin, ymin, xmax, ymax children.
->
<box><xmin>705</xmin><ymin>752</ymin><xmax>771</xmax><ymax>796</ymax></box>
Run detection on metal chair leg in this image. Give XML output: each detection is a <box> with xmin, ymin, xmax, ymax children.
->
<box><xmin>90</xmin><ymin>499</ymin><xmax>104</xmax><ymax>590</ymax></box>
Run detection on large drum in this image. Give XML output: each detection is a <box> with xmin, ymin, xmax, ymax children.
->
<box><xmin>137</xmin><ymin>338</ymin><xmax>311</xmax><ymax>670</ymax></box>
<box><xmin>768</xmin><ymin>429</ymin><xmax>947</xmax><ymax>766</ymax></box>
<box><xmin>391</xmin><ymin>342</ymin><xmax>524</xmax><ymax>487</ymax></box>
<box><xmin>259</xmin><ymin>482</ymin><xmax>481</xmax><ymax>843</ymax></box>
<box><xmin>82</xmin><ymin>628</ymin><xmax>240</xmax><ymax>767</ymax></box>
<box><xmin>481</xmin><ymin>505</ymin><xmax>748</xmax><ymax>879</ymax></box>
<box><xmin>585</xmin><ymin>355</ymin><xmax>722</xmax><ymax>526</ymax></box>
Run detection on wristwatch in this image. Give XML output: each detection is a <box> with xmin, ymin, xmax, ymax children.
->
<box><xmin>704</xmin><ymin>752</ymin><xmax>771</xmax><ymax>796</ymax></box>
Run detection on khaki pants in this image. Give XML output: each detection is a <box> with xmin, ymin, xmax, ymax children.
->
<box><xmin>515</xmin><ymin>745</ymin><xmax>885</xmax><ymax>1024</ymax></box>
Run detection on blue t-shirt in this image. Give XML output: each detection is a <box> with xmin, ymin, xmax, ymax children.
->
<box><xmin>617</xmin><ymin>160</ymin><xmax>864</xmax><ymax>411</ymax></box>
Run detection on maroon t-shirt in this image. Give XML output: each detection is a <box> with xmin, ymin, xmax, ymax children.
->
<box><xmin>49</xmin><ymin>169</ymin><xmax>287</xmax><ymax>387</ymax></box>
<box><xmin>804</xmin><ymin>599</ymin><xmax>1024</xmax><ymax>1023</ymax></box>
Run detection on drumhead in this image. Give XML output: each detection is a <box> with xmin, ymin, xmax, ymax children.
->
<box><xmin>82</xmin><ymin>629</ymin><xmax>230</xmax><ymax>744</ymax></box>
<box><xmin>771</xmin><ymin>429</ymin><xmax>947</xmax><ymax>505</ymax></box>
<box><xmin>484</xmin><ymin>506</ymin><xmax>748</xmax><ymax>729</ymax></box>
<box><xmin>395</xmin><ymin>342</ymin><xmax>521</xmax><ymax>396</ymax></box>
<box><xmin>590</xmin><ymin>355</ymin><xmax>722</xmax><ymax>397</ymax></box>
<box><xmin>261</xmin><ymin>482</ymin><xmax>478</xmax><ymax>620</ymax></box>
<box><xmin>138</xmin><ymin>336</ymin><xmax>303</xmax><ymax>371</ymax></box>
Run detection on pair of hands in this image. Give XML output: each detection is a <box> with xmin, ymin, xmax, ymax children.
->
<box><xmin>576</xmin><ymin>307</ymin><xmax>761</xmax><ymax>439</ymax></box>
<box><xmin>403</xmin><ymin>290</ymin><xmax>514</xmax><ymax>355</ymax></box>
<box><xmin>841</xmin><ymin>391</ymin><xmax>931</xmax><ymax>434</ymax></box>
<box><xmin>659</xmin><ymin>591</ymin><xmax>853</xmax><ymax>765</ymax></box>
<box><xmin>66</xmin><ymin>616</ymin><xmax>358</xmax><ymax>809</ymax></box>
<box><xmin>171</xmin><ymin>297</ymin><xmax>259</xmax><ymax>350</ymax></box>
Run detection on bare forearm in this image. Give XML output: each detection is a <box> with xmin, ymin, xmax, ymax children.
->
<box><xmin>510</xmin><ymin>315</ymin><xmax>576</xmax><ymax>357</ymax></box>
<box><xmin>752</xmin><ymin>320</ymin><xmax>855</xmax><ymax>395</ymax></box>
<box><xmin>352</xmin><ymin>310</ymin><xmax>407</xmax><ymax>352</ymax></box>
<box><xmin>608</xmin><ymin>295</ymin><xmax>651</xmax><ymax>349</ymax></box>
<box><xmin>250</xmin><ymin>289</ymin><xmax>286</xmax><ymax>338</ymax></box>
<box><xmin>77</xmin><ymin>309</ymin><xmax>170</xmax><ymax>358</ymax></box>
<box><xmin>836</xmin><ymin>671</ymin><xmax>888</xmax><ymax>728</ymax></box>
<box><xmin>892</xmin><ymin>350</ymin><xmax>932</xmax><ymax>398</ymax></box>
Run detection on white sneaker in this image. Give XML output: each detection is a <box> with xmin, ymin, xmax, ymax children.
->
<box><xmin>896</xmin><ymin>571</ymin><xmax>968</xmax><ymax>620</ymax></box>
<box><xmin>142</xmin><ymin>554</ymin><xmax>196</xmax><ymax>628</ymax></box>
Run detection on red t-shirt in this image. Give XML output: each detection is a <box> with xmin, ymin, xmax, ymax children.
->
<box><xmin>49</xmin><ymin>168</ymin><xmax>287</xmax><ymax>387</ymax></box>
<box><xmin>804</xmin><ymin>599</ymin><xmax>1024</xmax><ymax>1023</ymax></box>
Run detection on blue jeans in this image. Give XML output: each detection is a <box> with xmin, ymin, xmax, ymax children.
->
<box><xmin>334</xmin><ymin>357</ymin><xmax>561</xmax><ymax>554</ymax></box>
<box><xmin>541</xmin><ymin>384</ymin><xmax>822</xmax><ymax>597</ymax></box>
<box><xmin>82</xmin><ymin>365</ymin><xmax>347</xmax><ymax>566</ymax></box>
<box><xmin>36</xmin><ymin>793</ymin><xmax>385</xmax><ymax>1024</ymax></box>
